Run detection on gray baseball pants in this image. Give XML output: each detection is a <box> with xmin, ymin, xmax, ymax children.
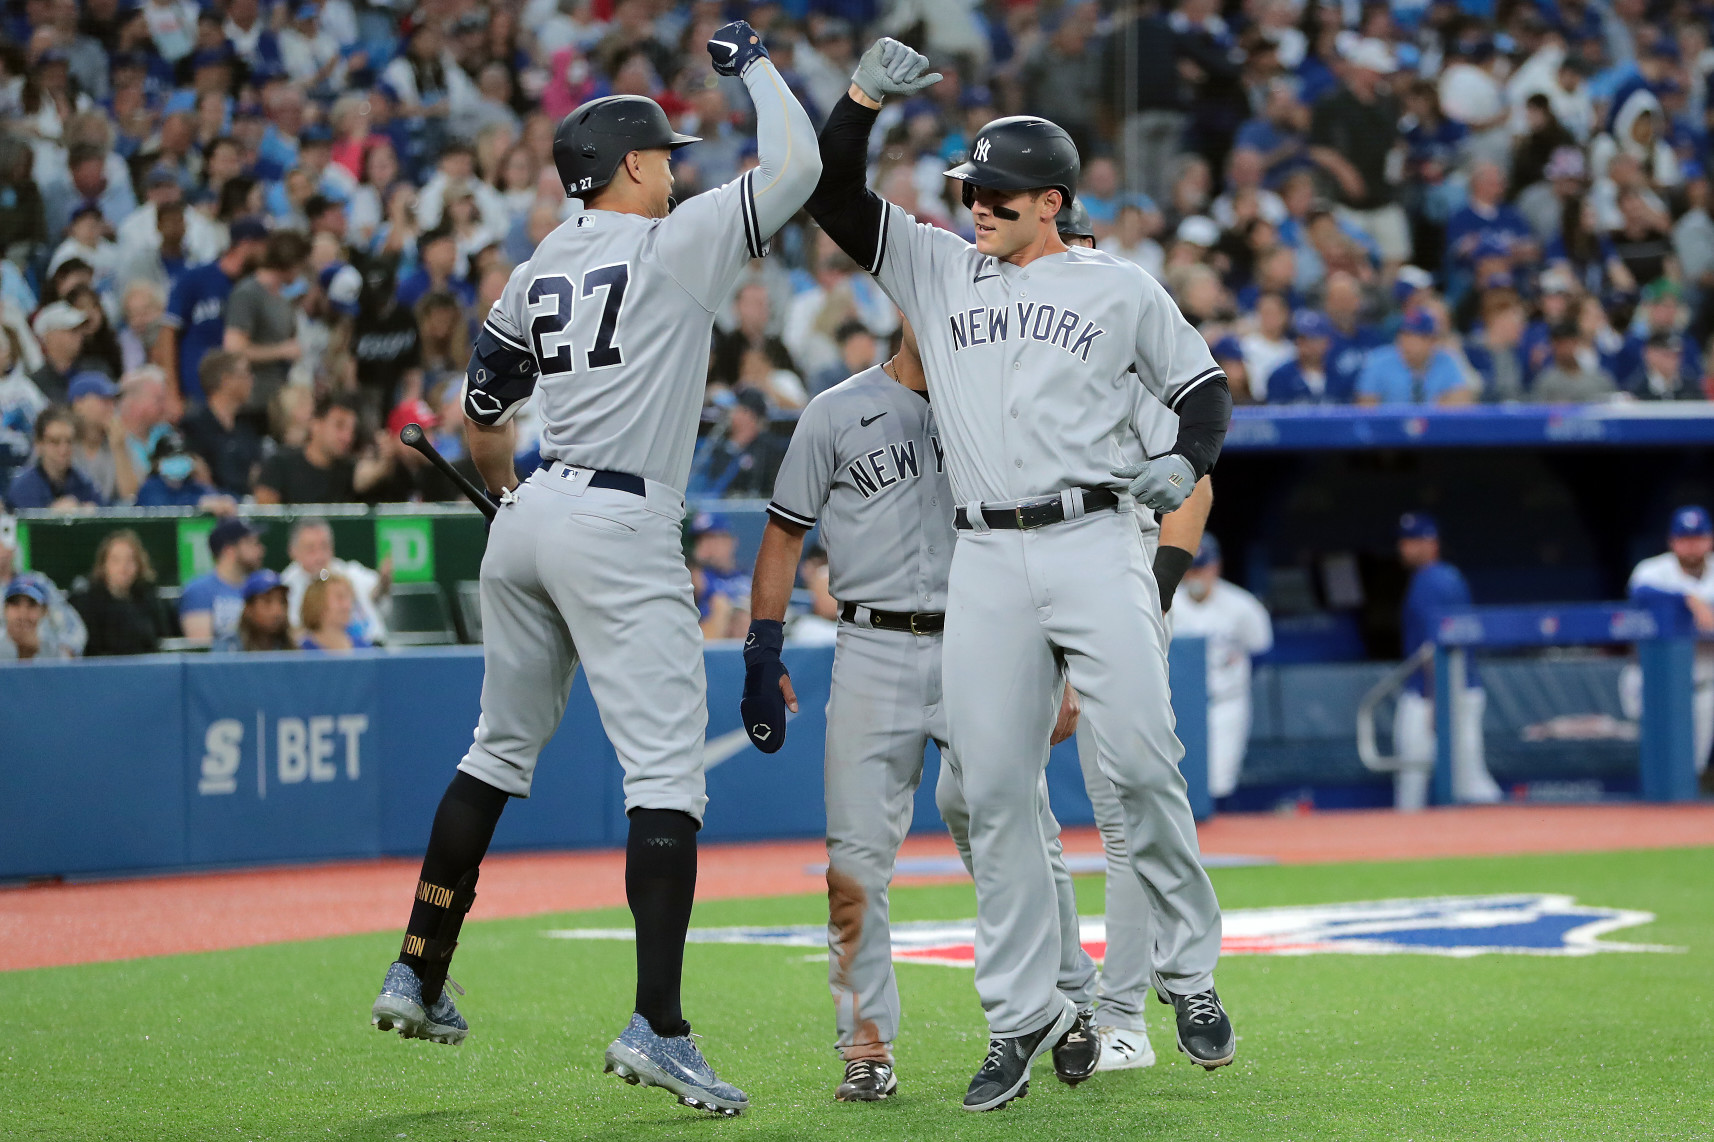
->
<box><xmin>943</xmin><ymin>508</ymin><xmax>1221</xmax><ymax>1038</ymax></box>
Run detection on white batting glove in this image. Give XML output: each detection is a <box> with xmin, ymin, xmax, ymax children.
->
<box><xmin>1112</xmin><ymin>454</ymin><xmax>1196</xmax><ymax>513</ymax></box>
<box><xmin>851</xmin><ymin>38</ymin><xmax>943</xmax><ymax>102</ymax></box>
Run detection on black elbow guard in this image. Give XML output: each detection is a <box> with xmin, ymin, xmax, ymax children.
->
<box><xmin>1169</xmin><ymin>373</ymin><xmax>1232</xmax><ymax>480</ymax></box>
<box><xmin>463</xmin><ymin>325</ymin><xmax>540</xmax><ymax>427</ymax></box>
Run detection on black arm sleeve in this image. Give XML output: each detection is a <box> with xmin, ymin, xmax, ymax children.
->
<box><xmin>805</xmin><ymin>93</ymin><xmax>885</xmax><ymax>270</ymax></box>
<box><xmin>1170</xmin><ymin>373</ymin><xmax>1232</xmax><ymax>480</ymax></box>
<box><xmin>1153</xmin><ymin>544</ymin><xmax>1196</xmax><ymax>614</ymax></box>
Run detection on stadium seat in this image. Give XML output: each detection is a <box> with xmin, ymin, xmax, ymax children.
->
<box><xmin>384</xmin><ymin>583</ymin><xmax>457</xmax><ymax>646</ymax></box>
<box><xmin>454</xmin><ymin>580</ymin><xmax>482</xmax><ymax>644</ymax></box>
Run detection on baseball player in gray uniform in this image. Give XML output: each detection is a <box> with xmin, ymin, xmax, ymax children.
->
<box><xmin>1057</xmin><ymin>200</ymin><xmax>1217</xmax><ymax>1072</ymax></box>
<box><xmin>368</xmin><ymin>23</ymin><xmax>819</xmax><ymax>1118</ymax></box>
<box><xmin>742</xmin><ymin>319</ymin><xmax>1102</xmax><ymax>1103</ymax></box>
<box><xmin>805</xmin><ymin>41</ymin><xmax>1236</xmax><ymax>1110</ymax></box>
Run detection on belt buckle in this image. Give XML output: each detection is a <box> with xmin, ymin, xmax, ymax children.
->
<box><xmin>1014</xmin><ymin>504</ymin><xmax>1027</xmax><ymax>529</ymax></box>
<box><xmin>909</xmin><ymin>613</ymin><xmax>929</xmax><ymax>635</ymax></box>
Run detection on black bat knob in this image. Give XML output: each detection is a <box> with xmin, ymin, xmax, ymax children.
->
<box><xmin>399</xmin><ymin>422</ymin><xmax>425</xmax><ymax>447</ymax></box>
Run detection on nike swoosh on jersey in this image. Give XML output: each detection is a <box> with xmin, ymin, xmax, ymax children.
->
<box><xmin>860</xmin><ymin>412</ymin><xmax>887</xmax><ymax>426</ymax></box>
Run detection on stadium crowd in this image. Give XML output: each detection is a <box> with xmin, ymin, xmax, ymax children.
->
<box><xmin>4</xmin><ymin>0</ymin><xmax>1714</xmax><ymax>659</ymax></box>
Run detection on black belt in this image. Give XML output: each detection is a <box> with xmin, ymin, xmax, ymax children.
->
<box><xmin>839</xmin><ymin>602</ymin><xmax>945</xmax><ymax>634</ymax></box>
<box><xmin>954</xmin><ymin>487</ymin><xmax>1119</xmax><ymax>531</ymax></box>
<box><xmin>537</xmin><ymin>458</ymin><xmax>645</xmax><ymax>496</ymax></box>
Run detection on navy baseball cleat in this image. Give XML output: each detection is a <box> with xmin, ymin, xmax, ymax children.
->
<box><xmin>1159</xmin><ymin>985</ymin><xmax>1235</xmax><ymax>1069</ymax></box>
<box><xmin>603</xmin><ymin>1013</ymin><xmax>749</xmax><ymax>1116</ymax></box>
<box><xmin>963</xmin><ymin>1002</ymin><xmax>1077</xmax><ymax>1112</ymax></box>
<box><xmin>1051</xmin><ymin>1005</ymin><xmax>1101</xmax><ymax>1085</ymax></box>
<box><xmin>370</xmin><ymin>960</ymin><xmax>469</xmax><ymax>1045</ymax></box>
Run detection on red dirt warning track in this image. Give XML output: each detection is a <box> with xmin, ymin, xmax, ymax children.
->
<box><xmin>4</xmin><ymin>803</ymin><xmax>1711</xmax><ymax>973</ymax></box>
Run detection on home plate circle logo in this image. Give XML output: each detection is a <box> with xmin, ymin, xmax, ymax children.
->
<box><xmin>545</xmin><ymin>894</ymin><xmax>1679</xmax><ymax>962</ymax></box>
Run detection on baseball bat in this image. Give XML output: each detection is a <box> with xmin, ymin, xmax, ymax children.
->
<box><xmin>399</xmin><ymin>422</ymin><xmax>496</xmax><ymax>521</ymax></box>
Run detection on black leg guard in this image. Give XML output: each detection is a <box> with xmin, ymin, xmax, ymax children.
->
<box><xmin>412</xmin><ymin>868</ymin><xmax>478</xmax><ymax>1007</ymax></box>
<box><xmin>398</xmin><ymin>771</ymin><xmax>508</xmax><ymax>1004</ymax></box>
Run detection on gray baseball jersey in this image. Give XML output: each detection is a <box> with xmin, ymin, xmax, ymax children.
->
<box><xmin>464</xmin><ymin>61</ymin><xmax>819</xmax><ymax>493</ymax></box>
<box><xmin>766</xmin><ymin>367</ymin><xmax>953</xmax><ymax>613</ymax></box>
<box><xmin>865</xmin><ymin>203</ymin><xmax>1221</xmax><ymax>504</ymax></box>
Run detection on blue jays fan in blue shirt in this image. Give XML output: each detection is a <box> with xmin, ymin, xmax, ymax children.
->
<box><xmin>179</xmin><ymin>518</ymin><xmax>266</xmax><ymax>644</ymax></box>
<box><xmin>1356</xmin><ymin>310</ymin><xmax>1474</xmax><ymax>405</ymax></box>
<box><xmin>1266</xmin><ymin>310</ymin><xmax>1348</xmax><ymax>404</ymax></box>
<box><xmin>159</xmin><ymin>218</ymin><xmax>269</xmax><ymax>406</ymax></box>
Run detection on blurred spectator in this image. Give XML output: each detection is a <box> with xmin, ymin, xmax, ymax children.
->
<box><xmin>281</xmin><ymin>516</ymin><xmax>388</xmax><ymax>646</ymax></box>
<box><xmin>135</xmin><ymin>430</ymin><xmax>235</xmax><ymax>512</ymax></box>
<box><xmin>111</xmin><ymin>366</ymin><xmax>172</xmax><ymax>503</ymax></box>
<box><xmin>1509</xmin><ymin>94</ymin><xmax>1579</xmax><ymax>196</ymax></box>
<box><xmin>298</xmin><ymin>571</ymin><xmax>371</xmax><ymax>652</ymax></box>
<box><xmin>1170</xmin><ymin>535</ymin><xmax>1271</xmax><ymax>799</ymax></box>
<box><xmin>785</xmin><ymin>231</ymin><xmax>897</xmax><ymax>380</ymax></box>
<box><xmin>1356</xmin><ymin>311</ymin><xmax>1473</xmax><ymax>405</ymax></box>
<box><xmin>255</xmin><ymin>394</ymin><xmax>384</xmax><ymax>504</ymax></box>
<box><xmin>396</xmin><ymin>226</ymin><xmax>474</xmax><ymax>309</ymax></box>
<box><xmin>1018</xmin><ymin>1</ymin><xmax>1101</xmax><ymax>156</ymax></box>
<box><xmin>0</xmin><ymin>512</ymin><xmax>86</xmax><ymax>657</ymax></box>
<box><xmin>712</xmin><ymin>283</ymin><xmax>798</xmax><ymax>389</ymax></box>
<box><xmin>1238</xmin><ymin>292</ymin><xmax>1295</xmax><ymax>393</ymax></box>
<box><xmin>1309</xmin><ymin>38</ymin><xmax>1410</xmax><ymax>268</ymax></box>
<box><xmin>690</xmin><ymin>389</ymin><xmax>786</xmax><ymax>499</ymax></box>
<box><xmin>1532</xmin><ymin>322</ymin><xmax>1618</xmax><ymax>402</ymax></box>
<box><xmin>49</xmin><ymin>205</ymin><xmax>118</xmax><ymax>297</ymax></box>
<box><xmin>217</xmin><ymin>569</ymin><xmax>294</xmax><ymax>652</ymax></box>
<box><xmin>2</xmin><ymin>578</ymin><xmax>57</xmax><ymax>661</ymax></box>
<box><xmin>225</xmin><ymin>229</ymin><xmax>311</xmax><ymax>426</ymax></box>
<box><xmin>811</xmin><ymin>320</ymin><xmax>879</xmax><ymax>397</ymax></box>
<box><xmin>69</xmin><ymin>529</ymin><xmax>160</xmax><ymax>656</ymax></box>
<box><xmin>65</xmin><ymin>283</ymin><xmax>124</xmax><ymax>380</ymax></box>
<box><xmin>1623</xmin><ymin>332</ymin><xmax>1703</xmax><ymax>401</ymax></box>
<box><xmin>1437</xmin><ymin>39</ymin><xmax>1511</xmax><ymax>169</ymax></box>
<box><xmin>1608</xmin><ymin>188</ymin><xmax>1676</xmax><ymax>290</ymax></box>
<box><xmin>1465</xmin><ymin>291</ymin><xmax>1530</xmax><ymax>402</ymax></box>
<box><xmin>786</xmin><ymin>545</ymin><xmax>838</xmax><ymax>646</ymax></box>
<box><xmin>67</xmin><ymin>372</ymin><xmax>119</xmax><ymax>502</ymax></box>
<box><xmin>157</xmin><ymin>217</ymin><xmax>269</xmax><ymax>409</ymax></box>
<box><xmin>1445</xmin><ymin>162</ymin><xmax>1536</xmax><ymax>278</ymax></box>
<box><xmin>5</xmin><ymin>405</ymin><xmax>105</xmax><ymax>510</ymax></box>
<box><xmin>689</xmin><ymin>512</ymin><xmax>749</xmax><ymax>641</ymax></box>
<box><xmin>0</xmin><ymin>333</ymin><xmax>49</xmax><ymax>492</ymax></box>
<box><xmin>116</xmin><ymin>280</ymin><xmax>170</xmax><ymax>375</ymax></box>
<box><xmin>1265</xmin><ymin>310</ymin><xmax>1340</xmax><ymax>404</ymax></box>
<box><xmin>1099</xmin><ymin>200</ymin><xmax>1165</xmax><ymax>279</ymax></box>
<box><xmin>1591</xmin><ymin>89</ymin><xmax>1680</xmax><ymax>191</ymax></box>
<box><xmin>1624</xmin><ymin>506</ymin><xmax>1714</xmax><ymax>777</ymax></box>
<box><xmin>181</xmin><ymin>351</ymin><xmax>263</xmax><ymax>498</ymax></box>
<box><xmin>1209</xmin><ymin>335</ymin><xmax>1249</xmax><ymax>403</ymax></box>
<box><xmin>415</xmin><ymin>291</ymin><xmax>471</xmax><ymax>399</ymax></box>
<box><xmin>179</xmin><ymin>517</ymin><xmax>264</xmax><ymax>643</ymax></box>
<box><xmin>1675</xmin><ymin>167</ymin><xmax>1714</xmax><ymax>303</ymax></box>
<box><xmin>29</xmin><ymin>301</ymin><xmax>96</xmax><ymax>404</ymax></box>
<box><xmin>1234</xmin><ymin>79</ymin><xmax>1311</xmax><ymax>189</ymax></box>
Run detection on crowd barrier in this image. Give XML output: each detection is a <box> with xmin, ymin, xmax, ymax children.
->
<box><xmin>0</xmin><ymin>640</ymin><xmax>1210</xmax><ymax>882</ymax></box>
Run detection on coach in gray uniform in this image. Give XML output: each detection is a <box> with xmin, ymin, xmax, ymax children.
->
<box><xmin>368</xmin><ymin>22</ymin><xmax>819</xmax><ymax>1118</ymax></box>
<box><xmin>804</xmin><ymin>40</ymin><xmax>1236</xmax><ymax>1111</ymax></box>
<box><xmin>743</xmin><ymin>318</ymin><xmax>1101</xmax><ymax>1102</ymax></box>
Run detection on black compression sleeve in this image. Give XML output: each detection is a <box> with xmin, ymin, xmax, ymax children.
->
<box><xmin>806</xmin><ymin>93</ymin><xmax>885</xmax><ymax>268</ymax></box>
<box><xmin>1170</xmin><ymin>373</ymin><xmax>1232</xmax><ymax>479</ymax></box>
<box><xmin>1153</xmin><ymin>544</ymin><xmax>1196</xmax><ymax>614</ymax></box>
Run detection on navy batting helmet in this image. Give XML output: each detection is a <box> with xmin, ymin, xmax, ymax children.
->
<box><xmin>945</xmin><ymin>116</ymin><xmax>1079</xmax><ymax>206</ymax></box>
<box><xmin>553</xmin><ymin>96</ymin><xmax>700</xmax><ymax>198</ymax></box>
<box><xmin>1056</xmin><ymin>196</ymin><xmax>1094</xmax><ymax>240</ymax></box>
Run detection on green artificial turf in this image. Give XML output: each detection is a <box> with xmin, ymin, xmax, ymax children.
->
<box><xmin>5</xmin><ymin>848</ymin><xmax>1711</xmax><ymax>1142</ymax></box>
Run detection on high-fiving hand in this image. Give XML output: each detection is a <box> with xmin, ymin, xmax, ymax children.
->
<box><xmin>851</xmin><ymin>38</ymin><xmax>943</xmax><ymax>102</ymax></box>
<box><xmin>708</xmin><ymin>20</ymin><xmax>769</xmax><ymax>77</ymax></box>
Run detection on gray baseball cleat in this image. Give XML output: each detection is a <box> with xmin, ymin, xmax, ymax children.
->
<box><xmin>603</xmin><ymin>1013</ymin><xmax>750</xmax><ymax>1116</ymax></box>
<box><xmin>370</xmin><ymin>960</ymin><xmax>469</xmax><ymax>1045</ymax></box>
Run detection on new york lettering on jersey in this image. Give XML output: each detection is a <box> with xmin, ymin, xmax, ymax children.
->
<box><xmin>946</xmin><ymin>302</ymin><xmax>1106</xmax><ymax>362</ymax></box>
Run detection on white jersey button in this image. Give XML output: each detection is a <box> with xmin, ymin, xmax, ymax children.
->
<box><xmin>1014</xmin><ymin>458</ymin><xmax>1023</xmax><ymax>468</ymax></box>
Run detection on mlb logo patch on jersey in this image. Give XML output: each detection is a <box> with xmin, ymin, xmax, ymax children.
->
<box><xmin>545</xmin><ymin>894</ymin><xmax>1679</xmax><ymax>963</ymax></box>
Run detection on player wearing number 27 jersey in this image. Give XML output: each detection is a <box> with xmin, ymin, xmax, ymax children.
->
<box><xmin>369</xmin><ymin>23</ymin><xmax>820</xmax><ymax>1121</ymax></box>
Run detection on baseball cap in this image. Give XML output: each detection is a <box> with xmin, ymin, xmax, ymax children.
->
<box><xmin>387</xmin><ymin>398</ymin><xmax>439</xmax><ymax>437</ymax></box>
<box><xmin>229</xmin><ymin>216</ymin><xmax>269</xmax><ymax>244</ymax></box>
<box><xmin>191</xmin><ymin>46</ymin><xmax>234</xmax><ymax>70</ymax></box>
<box><xmin>31</xmin><ymin>301</ymin><xmax>89</xmax><ymax>338</ymax></box>
<box><xmin>1398</xmin><ymin>512</ymin><xmax>1438</xmax><ymax>540</ymax></box>
<box><xmin>690</xmin><ymin>512</ymin><xmax>732</xmax><ymax>538</ymax></box>
<box><xmin>733</xmin><ymin>388</ymin><xmax>770</xmax><ymax>418</ymax></box>
<box><xmin>68</xmin><ymin>371</ymin><xmax>119</xmax><ymax>402</ymax></box>
<box><xmin>207</xmin><ymin>518</ymin><xmax>262</xmax><ymax>558</ymax></box>
<box><xmin>1642</xmin><ymin>278</ymin><xmax>1681</xmax><ymax>303</ymax></box>
<box><xmin>300</xmin><ymin>123</ymin><xmax>334</xmax><ymax>145</ymax></box>
<box><xmin>1539</xmin><ymin>265</ymin><xmax>1577</xmax><ymax>295</ymax></box>
<box><xmin>145</xmin><ymin>164</ymin><xmax>181</xmax><ymax>190</ymax></box>
<box><xmin>1176</xmin><ymin>215</ymin><xmax>1221</xmax><ymax>248</ymax></box>
<box><xmin>242</xmin><ymin>569</ymin><xmax>288</xmax><ymax>601</ymax></box>
<box><xmin>1399</xmin><ymin>309</ymin><xmax>1437</xmax><ymax>336</ymax></box>
<box><xmin>1670</xmin><ymin>506</ymin><xmax>1712</xmax><ymax>537</ymax></box>
<box><xmin>319</xmin><ymin>262</ymin><xmax>363</xmax><ymax>316</ymax></box>
<box><xmin>151</xmin><ymin>430</ymin><xmax>190</xmax><ymax>463</ymax></box>
<box><xmin>293</xmin><ymin>2</ymin><xmax>320</xmax><ymax>19</ymax></box>
<box><xmin>1210</xmin><ymin>335</ymin><xmax>1245</xmax><ymax>362</ymax></box>
<box><xmin>1291</xmin><ymin>310</ymin><xmax>1333</xmax><ymax>340</ymax></box>
<box><xmin>1392</xmin><ymin>264</ymin><xmax>1436</xmax><ymax>305</ymax></box>
<box><xmin>1191</xmin><ymin>533</ymin><xmax>1222</xmax><ymax>569</ymax></box>
<box><xmin>1345</xmin><ymin>37</ymin><xmax>1397</xmax><ymax>75</ymax></box>
<box><xmin>5</xmin><ymin>578</ymin><xmax>47</xmax><ymax>606</ymax></box>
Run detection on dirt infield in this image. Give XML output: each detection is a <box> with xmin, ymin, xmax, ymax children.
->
<box><xmin>4</xmin><ymin>803</ymin><xmax>1711</xmax><ymax>973</ymax></box>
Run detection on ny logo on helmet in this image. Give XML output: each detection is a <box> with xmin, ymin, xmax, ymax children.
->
<box><xmin>973</xmin><ymin>137</ymin><xmax>992</xmax><ymax>162</ymax></box>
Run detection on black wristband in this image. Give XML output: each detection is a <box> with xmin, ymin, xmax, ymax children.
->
<box><xmin>1154</xmin><ymin>545</ymin><xmax>1196</xmax><ymax>614</ymax></box>
<box><xmin>743</xmin><ymin>618</ymin><xmax>786</xmax><ymax>668</ymax></box>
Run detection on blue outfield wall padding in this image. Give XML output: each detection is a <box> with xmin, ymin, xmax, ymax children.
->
<box><xmin>0</xmin><ymin>656</ymin><xmax>188</xmax><ymax>876</ymax></box>
<box><xmin>0</xmin><ymin>639</ymin><xmax>1214</xmax><ymax>880</ymax></box>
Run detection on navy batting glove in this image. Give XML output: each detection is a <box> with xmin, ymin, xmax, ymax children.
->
<box><xmin>708</xmin><ymin>20</ymin><xmax>768</xmax><ymax>77</ymax></box>
<box><xmin>740</xmin><ymin>619</ymin><xmax>790</xmax><ymax>753</ymax></box>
